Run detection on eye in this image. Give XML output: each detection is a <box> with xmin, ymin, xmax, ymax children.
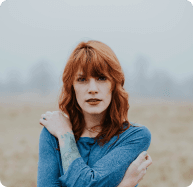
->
<box><xmin>98</xmin><ymin>76</ymin><xmax>107</xmax><ymax>81</ymax></box>
<box><xmin>77</xmin><ymin>78</ymin><xmax>86</xmax><ymax>82</ymax></box>
<box><xmin>77</xmin><ymin>76</ymin><xmax>107</xmax><ymax>82</ymax></box>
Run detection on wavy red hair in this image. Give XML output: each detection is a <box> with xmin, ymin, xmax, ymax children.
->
<box><xmin>57</xmin><ymin>40</ymin><xmax>135</xmax><ymax>149</ymax></box>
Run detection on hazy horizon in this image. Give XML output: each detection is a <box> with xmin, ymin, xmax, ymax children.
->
<box><xmin>0</xmin><ymin>0</ymin><xmax>193</xmax><ymax>83</ymax></box>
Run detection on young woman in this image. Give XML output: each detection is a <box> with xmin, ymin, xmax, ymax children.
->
<box><xmin>37</xmin><ymin>40</ymin><xmax>152</xmax><ymax>187</ymax></box>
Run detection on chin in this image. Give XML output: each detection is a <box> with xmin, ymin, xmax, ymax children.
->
<box><xmin>83</xmin><ymin>107</ymin><xmax>104</xmax><ymax>115</ymax></box>
<box><xmin>87</xmin><ymin>110</ymin><xmax>102</xmax><ymax>115</ymax></box>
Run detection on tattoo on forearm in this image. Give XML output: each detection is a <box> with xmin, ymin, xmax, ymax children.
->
<box><xmin>60</xmin><ymin>131</ymin><xmax>81</xmax><ymax>173</ymax></box>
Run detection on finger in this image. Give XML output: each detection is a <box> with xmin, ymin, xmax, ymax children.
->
<box><xmin>53</xmin><ymin>111</ymin><xmax>60</xmax><ymax>113</ymax></box>
<box><xmin>41</xmin><ymin>114</ymin><xmax>46</xmax><ymax>119</ymax></box>
<box><xmin>39</xmin><ymin>118</ymin><xmax>48</xmax><ymax>126</ymax></box>
<box><xmin>51</xmin><ymin>111</ymin><xmax>59</xmax><ymax>116</ymax></box>
<box><xmin>39</xmin><ymin>119</ymin><xmax>44</xmax><ymax>126</ymax></box>
<box><xmin>45</xmin><ymin>111</ymin><xmax>53</xmax><ymax>115</ymax></box>
<box><xmin>39</xmin><ymin>122</ymin><xmax>44</xmax><ymax>126</ymax></box>
<box><xmin>144</xmin><ymin>154</ymin><xmax>152</xmax><ymax>167</ymax></box>
<box><xmin>139</xmin><ymin>154</ymin><xmax>152</xmax><ymax>170</ymax></box>
<box><xmin>133</xmin><ymin>151</ymin><xmax>148</xmax><ymax>166</ymax></box>
<box><xmin>138</xmin><ymin>176</ymin><xmax>144</xmax><ymax>183</ymax></box>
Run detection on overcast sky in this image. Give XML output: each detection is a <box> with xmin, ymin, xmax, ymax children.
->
<box><xmin>0</xmin><ymin>0</ymin><xmax>193</xmax><ymax>83</ymax></box>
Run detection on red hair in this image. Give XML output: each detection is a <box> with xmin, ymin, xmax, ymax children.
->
<box><xmin>57</xmin><ymin>40</ymin><xmax>135</xmax><ymax>150</ymax></box>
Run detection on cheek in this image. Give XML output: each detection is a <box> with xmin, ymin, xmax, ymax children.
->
<box><xmin>74</xmin><ymin>87</ymin><xmax>84</xmax><ymax>103</ymax></box>
<box><xmin>105</xmin><ymin>84</ymin><xmax>112</xmax><ymax>97</ymax></box>
<box><xmin>105</xmin><ymin>90</ymin><xmax>112</xmax><ymax>101</ymax></box>
<box><xmin>108</xmin><ymin>82</ymin><xmax>112</xmax><ymax>92</ymax></box>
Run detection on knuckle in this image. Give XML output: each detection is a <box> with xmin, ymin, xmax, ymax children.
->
<box><xmin>136</xmin><ymin>167</ymin><xmax>141</xmax><ymax>173</ymax></box>
<box><xmin>148</xmin><ymin>160</ymin><xmax>152</xmax><ymax>166</ymax></box>
<box><xmin>130</xmin><ymin>162</ymin><xmax>138</xmax><ymax>171</ymax></box>
<box><xmin>142</xmin><ymin>167</ymin><xmax>146</xmax><ymax>171</ymax></box>
<box><xmin>138</xmin><ymin>176</ymin><xmax>143</xmax><ymax>182</ymax></box>
<box><xmin>132</xmin><ymin>161</ymin><xmax>138</xmax><ymax>166</ymax></box>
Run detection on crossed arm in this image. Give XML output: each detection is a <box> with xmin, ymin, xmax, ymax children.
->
<box><xmin>37</xmin><ymin>126</ymin><xmax>151</xmax><ymax>187</ymax></box>
<box><xmin>58</xmin><ymin>130</ymin><xmax>151</xmax><ymax>187</ymax></box>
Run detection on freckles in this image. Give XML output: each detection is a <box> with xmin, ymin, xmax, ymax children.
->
<box><xmin>105</xmin><ymin>89</ymin><xmax>111</xmax><ymax>97</ymax></box>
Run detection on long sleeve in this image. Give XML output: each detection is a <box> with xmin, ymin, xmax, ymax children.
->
<box><xmin>37</xmin><ymin>127</ymin><xmax>62</xmax><ymax>187</ymax></box>
<box><xmin>59</xmin><ymin>126</ymin><xmax>151</xmax><ymax>187</ymax></box>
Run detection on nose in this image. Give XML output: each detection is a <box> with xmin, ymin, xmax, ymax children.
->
<box><xmin>88</xmin><ymin>78</ymin><xmax>98</xmax><ymax>94</ymax></box>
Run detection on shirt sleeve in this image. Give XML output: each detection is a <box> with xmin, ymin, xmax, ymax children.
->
<box><xmin>37</xmin><ymin>127</ymin><xmax>62</xmax><ymax>187</ymax></box>
<box><xmin>59</xmin><ymin>125</ymin><xmax>151</xmax><ymax>187</ymax></box>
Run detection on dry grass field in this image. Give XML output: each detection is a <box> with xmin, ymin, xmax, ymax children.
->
<box><xmin>0</xmin><ymin>94</ymin><xmax>193</xmax><ymax>187</ymax></box>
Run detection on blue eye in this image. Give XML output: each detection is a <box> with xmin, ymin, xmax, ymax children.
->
<box><xmin>77</xmin><ymin>78</ymin><xmax>86</xmax><ymax>82</ymax></box>
<box><xmin>98</xmin><ymin>77</ymin><xmax>107</xmax><ymax>81</ymax></box>
<box><xmin>77</xmin><ymin>77</ymin><xmax>107</xmax><ymax>82</ymax></box>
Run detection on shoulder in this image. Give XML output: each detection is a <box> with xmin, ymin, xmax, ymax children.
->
<box><xmin>39</xmin><ymin>127</ymin><xmax>58</xmax><ymax>146</ymax></box>
<box><xmin>130</xmin><ymin>122</ymin><xmax>151</xmax><ymax>138</ymax></box>
<box><xmin>39</xmin><ymin>127</ymin><xmax>51</xmax><ymax>140</ymax></box>
<box><xmin>106</xmin><ymin>121</ymin><xmax>151</xmax><ymax>151</ymax></box>
<box><xmin>121</xmin><ymin>121</ymin><xmax>151</xmax><ymax>143</ymax></box>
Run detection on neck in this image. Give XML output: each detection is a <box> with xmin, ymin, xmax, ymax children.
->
<box><xmin>83</xmin><ymin>111</ymin><xmax>106</xmax><ymax>133</ymax></box>
<box><xmin>84</xmin><ymin>115</ymin><xmax>102</xmax><ymax>129</ymax></box>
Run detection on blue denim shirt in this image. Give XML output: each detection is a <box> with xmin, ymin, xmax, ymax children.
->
<box><xmin>37</xmin><ymin>122</ymin><xmax>151</xmax><ymax>187</ymax></box>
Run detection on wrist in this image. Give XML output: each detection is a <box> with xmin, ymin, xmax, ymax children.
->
<box><xmin>57</xmin><ymin>129</ymin><xmax>73</xmax><ymax>139</ymax></box>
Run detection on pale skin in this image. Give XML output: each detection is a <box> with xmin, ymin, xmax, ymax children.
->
<box><xmin>72</xmin><ymin>71</ymin><xmax>112</xmax><ymax>136</ymax></box>
<box><xmin>39</xmin><ymin>73</ymin><xmax>153</xmax><ymax>186</ymax></box>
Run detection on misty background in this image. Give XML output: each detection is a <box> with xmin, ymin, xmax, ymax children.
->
<box><xmin>0</xmin><ymin>0</ymin><xmax>193</xmax><ymax>103</ymax></box>
<box><xmin>0</xmin><ymin>1</ymin><xmax>193</xmax><ymax>187</ymax></box>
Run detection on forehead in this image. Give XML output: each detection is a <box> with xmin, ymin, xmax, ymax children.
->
<box><xmin>75</xmin><ymin>69</ymin><xmax>92</xmax><ymax>77</ymax></box>
<box><xmin>75</xmin><ymin>71</ymin><xmax>83</xmax><ymax>76</ymax></box>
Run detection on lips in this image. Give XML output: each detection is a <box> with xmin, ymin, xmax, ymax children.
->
<box><xmin>86</xmin><ymin>99</ymin><xmax>101</xmax><ymax>102</ymax></box>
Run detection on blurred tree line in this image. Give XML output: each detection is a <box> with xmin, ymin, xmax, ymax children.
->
<box><xmin>0</xmin><ymin>60</ymin><xmax>59</xmax><ymax>96</ymax></box>
<box><xmin>0</xmin><ymin>57</ymin><xmax>192</xmax><ymax>101</ymax></box>
<box><xmin>123</xmin><ymin>55</ymin><xmax>193</xmax><ymax>102</ymax></box>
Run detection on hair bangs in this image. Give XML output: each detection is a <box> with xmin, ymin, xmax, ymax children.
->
<box><xmin>73</xmin><ymin>47</ymin><xmax>111</xmax><ymax>81</ymax></box>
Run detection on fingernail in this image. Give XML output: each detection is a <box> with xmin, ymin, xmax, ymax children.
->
<box><xmin>143</xmin><ymin>151</ymin><xmax>147</xmax><ymax>156</ymax></box>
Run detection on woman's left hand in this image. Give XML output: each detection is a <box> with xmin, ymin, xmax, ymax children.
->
<box><xmin>39</xmin><ymin>111</ymin><xmax>72</xmax><ymax>138</ymax></box>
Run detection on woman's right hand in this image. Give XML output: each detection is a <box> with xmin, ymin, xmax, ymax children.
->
<box><xmin>118</xmin><ymin>151</ymin><xmax>152</xmax><ymax>187</ymax></box>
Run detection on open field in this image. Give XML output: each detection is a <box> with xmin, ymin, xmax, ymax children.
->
<box><xmin>0</xmin><ymin>94</ymin><xmax>193</xmax><ymax>187</ymax></box>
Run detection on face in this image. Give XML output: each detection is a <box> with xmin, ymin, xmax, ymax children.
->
<box><xmin>73</xmin><ymin>71</ymin><xmax>112</xmax><ymax>117</ymax></box>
